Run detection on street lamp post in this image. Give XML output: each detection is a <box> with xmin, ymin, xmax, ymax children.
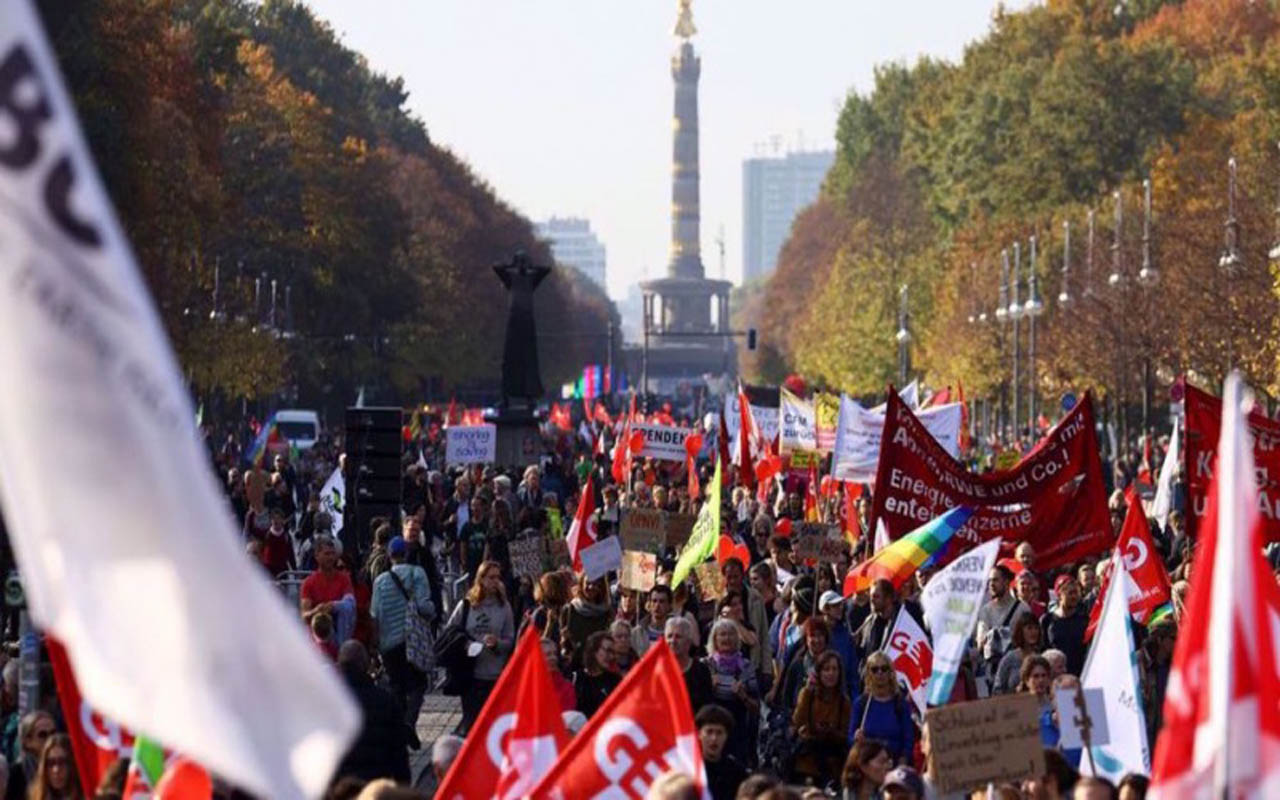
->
<box><xmin>896</xmin><ymin>283</ymin><xmax>911</xmax><ymax>385</ymax></box>
<box><xmin>1138</xmin><ymin>178</ymin><xmax>1159</xmax><ymax>433</ymax></box>
<box><xmin>1059</xmin><ymin>220</ymin><xmax>1071</xmax><ymax>307</ymax></box>
<box><xmin>1025</xmin><ymin>235</ymin><xmax>1044</xmax><ymax>432</ymax></box>
<box><xmin>1008</xmin><ymin>242</ymin><xmax>1024</xmax><ymax>440</ymax></box>
<box><xmin>996</xmin><ymin>249</ymin><xmax>1010</xmax><ymax>439</ymax></box>
<box><xmin>1219</xmin><ymin>157</ymin><xmax>1244</xmax><ymax>371</ymax></box>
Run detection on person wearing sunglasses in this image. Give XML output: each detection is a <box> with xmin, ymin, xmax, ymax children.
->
<box><xmin>849</xmin><ymin>651</ymin><xmax>915</xmax><ymax>765</ymax></box>
<box><xmin>28</xmin><ymin>732</ymin><xmax>81</xmax><ymax>800</ymax></box>
<box><xmin>7</xmin><ymin>710</ymin><xmax>54</xmax><ymax>800</ymax></box>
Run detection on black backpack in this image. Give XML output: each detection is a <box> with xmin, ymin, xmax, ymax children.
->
<box><xmin>433</xmin><ymin>598</ymin><xmax>472</xmax><ymax>695</ymax></box>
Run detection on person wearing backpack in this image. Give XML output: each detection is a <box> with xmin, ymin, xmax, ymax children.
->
<box><xmin>445</xmin><ymin>560</ymin><xmax>514</xmax><ymax>734</ymax></box>
<box><xmin>369</xmin><ymin>537</ymin><xmax>435</xmax><ymax>732</ymax></box>
<box><xmin>849</xmin><ymin>651</ymin><xmax>915</xmax><ymax>765</ymax></box>
<box><xmin>975</xmin><ymin>563</ymin><xmax>1028</xmax><ymax>689</ymax></box>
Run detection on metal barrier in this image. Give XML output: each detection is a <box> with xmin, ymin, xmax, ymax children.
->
<box><xmin>441</xmin><ymin>570</ymin><xmax>469</xmax><ymax>616</ymax></box>
<box><xmin>276</xmin><ymin>569</ymin><xmax>313</xmax><ymax>610</ymax></box>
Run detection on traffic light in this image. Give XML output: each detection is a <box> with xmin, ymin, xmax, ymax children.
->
<box><xmin>747</xmin><ymin>328</ymin><xmax>757</xmax><ymax>351</ymax></box>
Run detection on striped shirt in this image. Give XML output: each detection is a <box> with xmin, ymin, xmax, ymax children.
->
<box><xmin>370</xmin><ymin>563</ymin><xmax>433</xmax><ymax>653</ymax></box>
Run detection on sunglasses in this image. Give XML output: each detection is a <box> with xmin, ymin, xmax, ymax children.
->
<box><xmin>869</xmin><ymin>665</ymin><xmax>892</xmax><ymax>675</ymax></box>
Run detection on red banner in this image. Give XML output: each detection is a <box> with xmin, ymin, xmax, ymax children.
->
<box><xmin>870</xmin><ymin>390</ymin><xmax>1111</xmax><ymax>570</ymax></box>
<box><xmin>1183</xmin><ymin>383</ymin><xmax>1280</xmax><ymax>542</ymax></box>
<box><xmin>48</xmin><ymin>638</ymin><xmax>135</xmax><ymax>795</ymax></box>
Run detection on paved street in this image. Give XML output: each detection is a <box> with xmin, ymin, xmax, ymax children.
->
<box><xmin>410</xmin><ymin>693</ymin><xmax>462</xmax><ymax>790</ymax></box>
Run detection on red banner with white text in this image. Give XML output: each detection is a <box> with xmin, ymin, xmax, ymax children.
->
<box><xmin>870</xmin><ymin>390</ymin><xmax>1112</xmax><ymax>570</ymax></box>
<box><xmin>1183</xmin><ymin>383</ymin><xmax>1280</xmax><ymax>543</ymax></box>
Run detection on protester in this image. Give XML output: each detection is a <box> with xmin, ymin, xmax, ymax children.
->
<box><xmin>1042</xmin><ymin>576</ymin><xmax>1089</xmax><ymax>676</ymax></box>
<box><xmin>334</xmin><ymin>641</ymin><xmax>412</xmax><ymax>786</ymax></box>
<box><xmin>6</xmin><ymin>710</ymin><xmax>53</xmax><ymax>800</ymax></box>
<box><xmin>562</xmin><ymin>574</ymin><xmax>613</xmax><ymax>670</ymax></box>
<box><xmin>301</xmin><ymin>535</ymin><xmax>356</xmax><ymax>642</ymax></box>
<box><xmin>704</xmin><ymin>618</ymin><xmax>760</xmax><ymax>765</ymax></box>
<box><xmin>573</xmin><ymin>630</ymin><xmax>621</xmax><ymax>717</ymax></box>
<box><xmin>995</xmin><ymin>611</ymin><xmax>1044</xmax><ymax>694</ymax></box>
<box><xmin>540</xmin><ymin>637</ymin><xmax>576</xmax><ymax>711</ymax></box>
<box><xmin>633</xmin><ymin>585</ymin><xmax>675</xmax><ymax>658</ymax></box>
<box><xmin>666</xmin><ymin>616</ymin><xmax>713</xmax><ymax>715</ymax></box>
<box><xmin>840</xmin><ymin>739</ymin><xmax>892</xmax><ymax>800</ymax></box>
<box><xmin>697</xmin><ymin>705</ymin><xmax>748</xmax><ymax>800</ymax></box>
<box><xmin>369</xmin><ymin>536</ymin><xmax>434</xmax><ymax>729</ymax></box>
<box><xmin>448</xmin><ymin>560</ymin><xmax>515</xmax><ymax>733</ymax></box>
<box><xmin>26</xmin><ymin>733</ymin><xmax>80</xmax><ymax>800</ymax></box>
<box><xmin>1019</xmin><ymin>654</ymin><xmax>1055</xmax><ymax>718</ymax></box>
<box><xmin>792</xmin><ymin>650</ymin><xmax>851</xmax><ymax>785</ymax></box>
<box><xmin>850</xmin><ymin>652</ymin><xmax>914</xmax><ymax>764</ymax></box>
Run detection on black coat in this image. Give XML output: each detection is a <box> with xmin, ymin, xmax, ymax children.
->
<box><xmin>335</xmin><ymin>668</ymin><xmax>412</xmax><ymax>785</ymax></box>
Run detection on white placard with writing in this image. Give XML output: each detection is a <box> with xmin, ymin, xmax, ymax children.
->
<box><xmin>631</xmin><ymin>422</ymin><xmax>691</xmax><ymax>462</ymax></box>
<box><xmin>445</xmin><ymin>424</ymin><xmax>496</xmax><ymax>466</ymax></box>
<box><xmin>580</xmin><ymin>536</ymin><xmax>623</xmax><ymax>582</ymax></box>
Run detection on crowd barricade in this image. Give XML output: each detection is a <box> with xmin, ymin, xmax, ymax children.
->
<box><xmin>276</xmin><ymin>569</ymin><xmax>312</xmax><ymax>609</ymax></box>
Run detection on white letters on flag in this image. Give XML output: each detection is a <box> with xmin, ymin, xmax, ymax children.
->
<box><xmin>319</xmin><ymin>466</ymin><xmax>345</xmax><ymax>537</ymax></box>
<box><xmin>923</xmin><ymin>538</ymin><xmax>1001</xmax><ymax>706</ymax></box>
<box><xmin>1151</xmin><ymin>422</ymin><xmax>1179</xmax><ymax>530</ymax></box>
<box><xmin>0</xmin><ymin>5</ymin><xmax>357</xmax><ymax>798</ymax></box>
<box><xmin>832</xmin><ymin>395</ymin><xmax>962</xmax><ymax>483</ymax></box>
<box><xmin>779</xmin><ymin>387</ymin><xmax>817</xmax><ymax>454</ymax></box>
<box><xmin>1080</xmin><ymin>551</ymin><xmax>1150</xmax><ymax>783</ymax></box>
<box><xmin>883</xmin><ymin>606</ymin><xmax>932</xmax><ymax>715</ymax></box>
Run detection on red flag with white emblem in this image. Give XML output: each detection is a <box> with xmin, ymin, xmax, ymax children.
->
<box><xmin>527</xmin><ymin>639</ymin><xmax>709</xmax><ymax>799</ymax></box>
<box><xmin>1150</xmin><ymin>374</ymin><xmax>1280</xmax><ymax>800</ymax></box>
<box><xmin>567</xmin><ymin>476</ymin><xmax>598</xmax><ymax>572</ymax></box>
<box><xmin>883</xmin><ymin>606</ymin><xmax>932</xmax><ymax>716</ymax></box>
<box><xmin>436</xmin><ymin>628</ymin><xmax>569</xmax><ymax>800</ymax></box>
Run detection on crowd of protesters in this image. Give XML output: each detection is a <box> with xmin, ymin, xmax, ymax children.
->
<box><xmin>0</xmin><ymin>398</ymin><xmax>1203</xmax><ymax>800</ymax></box>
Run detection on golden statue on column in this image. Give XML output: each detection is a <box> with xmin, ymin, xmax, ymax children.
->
<box><xmin>674</xmin><ymin>0</ymin><xmax>696</xmax><ymax>39</ymax></box>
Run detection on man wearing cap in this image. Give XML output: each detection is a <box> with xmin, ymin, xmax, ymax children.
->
<box><xmin>820</xmin><ymin>589</ymin><xmax>859</xmax><ymax>698</ymax></box>
<box><xmin>1041</xmin><ymin>575</ymin><xmax>1088</xmax><ymax>676</ymax></box>
<box><xmin>371</xmin><ymin>536</ymin><xmax>435</xmax><ymax>731</ymax></box>
<box><xmin>882</xmin><ymin>765</ymin><xmax>925</xmax><ymax>800</ymax></box>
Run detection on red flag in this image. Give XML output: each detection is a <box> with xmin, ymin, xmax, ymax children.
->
<box><xmin>957</xmin><ymin>381</ymin><xmax>970</xmax><ymax>453</ymax></box>
<box><xmin>1086</xmin><ymin>490</ymin><xmax>1172</xmax><ymax>640</ymax></box>
<box><xmin>717</xmin><ymin>406</ymin><xmax>732</xmax><ymax>481</ymax></box>
<box><xmin>446</xmin><ymin>396</ymin><xmax>458</xmax><ymax>427</ymax></box>
<box><xmin>48</xmin><ymin>637</ymin><xmax>134</xmax><ymax>795</ymax></box>
<box><xmin>593</xmin><ymin>401</ymin><xmax>613</xmax><ymax>427</ymax></box>
<box><xmin>436</xmin><ymin>628</ymin><xmax>570</xmax><ymax>799</ymax></box>
<box><xmin>1137</xmin><ymin>434</ymin><xmax>1154</xmax><ymax>486</ymax></box>
<box><xmin>925</xmin><ymin>386</ymin><xmax>952</xmax><ymax>408</ymax></box>
<box><xmin>685</xmin><ymin>432</ymin><xmax>703</xmax><ymax>500</ymax></box>
<box><xmin>567</xmin><ymin>476</ymin><xmax>598</xmax><ymax>571</ymax></box>
<box><xmin>804</xmin><ymin>463</ymin><xmax>819</xmax><ymax>522</ymax></box>
<box><xmin>737</xmin><ymin>383</ymin><xmax>761</xmax><ymax>489</ymax></box>
<box><xmin>842</xmin><ymin>483</ymin><xmax>862</xmax><ymax>544</ymax></box>
<box><xmin>527</xmin><ymin>640</ymin><xmax>708</xmax><ymax>799</ymax></box>
<box><xmin>1150</xmin><ymin>375</ymin><xmax>1280</xmax><ymax>799</ymax></box>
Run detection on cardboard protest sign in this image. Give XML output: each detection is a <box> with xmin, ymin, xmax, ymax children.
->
<box><xmin>694</xmin><ymin>561</ymin><xmax>726</xmax><ymax>602</ymax></box>
<box><xmin>445</xmin><ymin>424</ymin><xmax>496</xmax><ymax>466</ymax></box>
<box><xmin>791</xmin><ymin>523</ymin><xmax>845</xmax><ymax>562</ymax></box>
<box><xmin>1184</xmin><ymin>383</ymin><xmax>1280</xmax><ymax>542</ymax></box>
<box><xmin>870</xmin><ymin>391</ymin><xmax>1110</xmax><ymax>570</ymax></box>
<box><xmin>632</xmin><ymin>423</ymin><xmax>692</xmax><ymax>462</ymax></box>
<box><xmin>664</xmin><ymin>513</ymin><xmax>697</xmax><ymax>549</ymax></box>
<box><xmin>620</xmin><ymin>551</ymin><xmax>657</xmax><ymax>592</ymax></box>
<box><xmin>620</xmin><ymin>508</ymin><xmax>665</xmax><ymax>553</ymax></box>
<box><xmin>925</xmin><ymin>694</ymin><xmax>1045</xmax><ymax>794</ymax></box>
<box><xmin>580</xmin><ymin>536</ymin><xmax>622</xmax><ymax>582</ymax></box>
<box><xmin>509</xmin><ymin>534</ymin><xmax>545</xmax><ymax>579</ymax></box>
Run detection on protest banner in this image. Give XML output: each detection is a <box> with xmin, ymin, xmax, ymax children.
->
<box><xmin>694</xmin><ymin>561</ymin><xmax>726</xmax><ymax>602</ymax></box>
<box><xmin>580</xmin><ymin>536</ymin><xmax>622</xmax><ymax>582</ymax></box>
<box><xmin>1183</xmin><ymin>383</ymin><xmax>1280</xmax><ymax>542</ymax></box>
<box><xmin>832</xmin><ymin>395</ymin><xmax>962</xmax><ymax>483</ymax></box>
<box><xmin>620</xmin><ymin>551</ymin><xmax>657</xmax><ymax>592</ymax></box>
<box><xmin>792</xmin><ymin>523</ymin><xmax>845</xmax><ymax>563</ymax></box>
<box><xmin>815</xmin><ymin>392</ymin><xmax>840</xmax><ymax>453</ymax></box>
<box><xmin>779</xmin><ymin>388</ymin><xmax>817</xmax><ymax>454</ymax></box>
<box><xmin>445</xmin><ymin>424</ymin><xmax>496</xmax><ymax>466</ymax></box>
<box><xmin>923</xmin><ymin>538</ymin><xmax>1002</xmax><ymax>705</ymax></box>
<box><xmin>509</xmin><ymin>534</ymin><xmax>545</xmax><ymax>580</ymax></box>
<box><xmin>870</xmin><ymin>391</ymin><xmax>1111</xmax><ymax>570</ymax></box>
<box><xmin>632</xmin><ymin>422</ymin><xmax>692</xmax><ymax>462</ymax></box>
<box><xmin>620</xmin><ymin>508</ymin><xmax>665</xmax><ymax>553</ymax></box>
<box><xmin>925</xmin><ymin>694</ymin><xmax>1045</xmax><ymax>794</ymax></box>
<box><xmin>725</xmin><ymin>384</ymin><xmax>780</xmax><ymax>444</ymax></box>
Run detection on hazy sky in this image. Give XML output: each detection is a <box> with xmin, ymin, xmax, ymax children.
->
<box><xmin>303</xmin><ymin>0</ymin><xmax>1033</xmax><ymax>300</ymax></box>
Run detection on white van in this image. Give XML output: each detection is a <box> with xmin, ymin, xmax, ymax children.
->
<box><xmin>274</xmin><ymin>409</ymin><xmax>321</xmax><ymax>452</ymax></box>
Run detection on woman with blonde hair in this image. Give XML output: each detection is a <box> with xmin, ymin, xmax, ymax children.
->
<box><xmin>849</xmin><ymin>651</ymin><xmax>914</xmax><ymax>765</ymax></box>
<box><xmin>448</xmin><ymin>560</ymin><xmax>514</xmax><ymax>733</ymax></box>
<box><xmin>28</xmin><ymin>733</ymin><xmax>83</xmax><ymax>800</ymax></box>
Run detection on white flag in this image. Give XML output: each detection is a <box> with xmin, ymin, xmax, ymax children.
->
<box><xmin>0</xmin><ymin>5</ymin><xmax>357</xmax><ymax>798</ymax></box>
<box><xmin>778</xmin><ymin>387</ymin><xmax>817</xmax><ymax>454</ymax></box>
<box><xmin>923</xmin><ymin>538</ymin><xmax>1001</xmax><ymax>706</ymax></box>
<box><xmin>319</xmin><ymin>466</ymin><xmax>346</xmax><ymax>537</ymax></box>
<box><xmin>1151</xmin><ymin>422</ymin><xmax>1179</xmax><ymax>530</ymax></box>
<box><xmin>832</xmin><ymin>394</ymin><xmax>962</xmax><ymax>483</ymax></box>
<box><xmin>1080</xmin><ymin>552</ymin><xmax>1150</xmax><ymax>783</ymax></box>
<box><xmin>883</xmin><ymin>606</ymin><xmax>932</xmax><ymax>716</ymax></box>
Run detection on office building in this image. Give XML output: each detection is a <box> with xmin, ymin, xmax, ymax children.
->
<box><xmin>742</xmin><ymin>149</ymin><xmax>835</xmax><ymax>283</ymax></box>
<box><xmin>536</xmin><ymin>217</ymin><xmax>607</xmax><ymax>290</ymax></box>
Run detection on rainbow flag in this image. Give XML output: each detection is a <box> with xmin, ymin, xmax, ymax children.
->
<box><xmin>842</xmin><ymin>506</ymin><xmax>976</xmax><ymax>596</ymax></box>
<box><xmin>245</xmin><ymin>413</ymin><xmax>279</xmax><ymax>468</ymax></box>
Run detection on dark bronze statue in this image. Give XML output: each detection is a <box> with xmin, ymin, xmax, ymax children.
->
<box><xmin>493</xmin><ymin>251</ymin><xmax>550</xmax><ymax>411</ymax></box>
